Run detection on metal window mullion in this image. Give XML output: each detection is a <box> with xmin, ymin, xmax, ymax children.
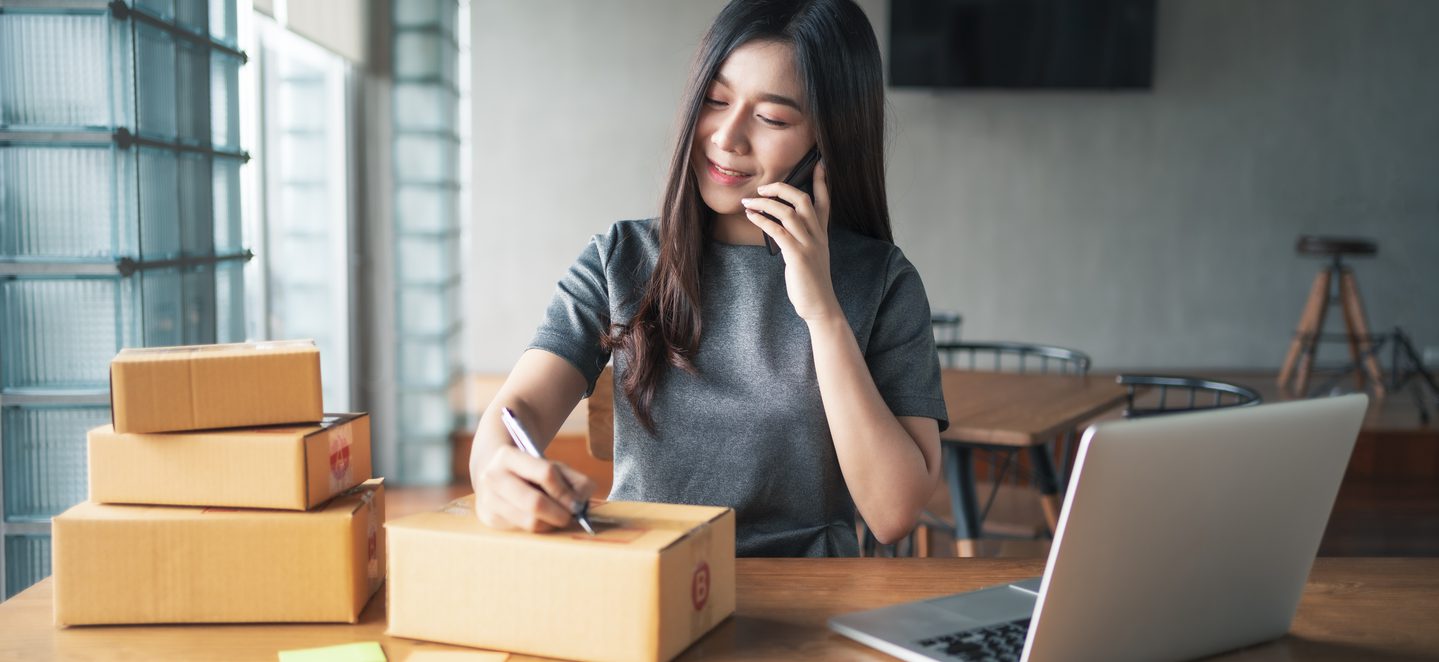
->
<box><xmin>391</xmin><ymin>77</ymin><xmax>459</xmax><ymax>95</ymax></box>
<box><xmin>393</xmin><ymin>181</ymin><xmax>460</xmax><ymax>191</ymax></box>
<box><xmin>107</xmin><ymin>0</ymin><xmax>248</xmax><ymax>62</ymax></box>
<box><xmin>392</xmin><ymin>128</ymin><xmax>461</xmax><ymax>143</ymax></box>
<box><xmin>2</xmin><ymin>522</ymin><xmax>50</xmax><ymax>536</ymax></box>
<box><xmin>0</xmin><ymin>392</ymin><xmax>111</xmax><ymax>406</ymax></box>
<box><xmin>392</xmin><ymin>24</ymin><xmax>460</xmax><ymax>50</ymax></box>
<box><xmin>0</xmin><ymin>251</ymin><xmax>252</xmax><ymax>277</ymax></box>
<box><xmin>394</xmin><ymin>80</ymin><xmax>460</xmax><ymax>100</ymax></box>
<box><xmin>0</xmin><ymin>130</ymin><xmax>249</xmax><ymax>163</ymax></box>
<box><xmin>394</xmin><ymin>226</ymin><xmax>461</xmax><ymax>241</ymax></box>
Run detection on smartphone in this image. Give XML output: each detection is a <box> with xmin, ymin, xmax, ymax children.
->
<box><xmin>760</xmin><ymin>147</ymin><xmax>822</xmax><ymax>256</ymax></box>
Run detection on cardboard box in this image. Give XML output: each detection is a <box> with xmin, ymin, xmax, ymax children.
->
<box><xmin>88</xmin><ymin>413</ymin><xmax>372</xmax><ymax>510</ymax></box>
<box><xmin>386</xmin><ymin>497</ymin><xmax>735</xmax><ymax>662</ymax></box>
<box><xmin>110</xmin><ymin>340</ymin><xmax>323</xmax><ymax>433</ymax></box>
<box><xmin>53</xmin><ymin>479</ymin><xmax>385</xmax><ymax>626</ymax></box>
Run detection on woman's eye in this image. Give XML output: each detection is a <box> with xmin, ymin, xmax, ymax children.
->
<box><xmin>704</xmin><ymin>97</ymin><xmax>728</xmax><ymax>108</ymax></box>
<box><xmin>759</xmin><ymin>116</ymin><xmax>789</xmax><ymax>128</ymax></box>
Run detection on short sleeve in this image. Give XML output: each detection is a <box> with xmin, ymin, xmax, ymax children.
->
<box><xmin>527</xmin><ymin>234</ymin><xmax>613</xmax><ymax>397</ymax></box>
<box><xmin>865</xmin><ymin>249</ymin><xmax>950</xmax><ymax>432</ymax></box>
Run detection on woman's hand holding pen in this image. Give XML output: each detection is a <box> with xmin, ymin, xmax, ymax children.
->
<box><xmin>475</xmin><ymin>444</ymin><xmax>595</xmax><ymax>533</ymax></box>
<box><xmin>740</xmin><ymin>161</ymin><xmax>842</xmax><ymax>324</ymax></box>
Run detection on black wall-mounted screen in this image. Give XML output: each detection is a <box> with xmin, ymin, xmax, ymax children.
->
<box><xmin>889</xmin><ymin>0</ymin><xmax>1157</xmax><ymax>89</ymax></box>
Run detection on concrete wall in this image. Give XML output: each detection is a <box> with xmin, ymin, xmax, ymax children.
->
<box><xmin>466</xmin><ymin>0</ymin><xmax>1439</xmax><ymax>374</ymax></box>
<box><xmin>255</xmin><ymin>0</ymin><xmax>371</xmax><ymax>65</ymax></box>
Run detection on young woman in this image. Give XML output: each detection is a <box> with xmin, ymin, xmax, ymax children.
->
<box><xmin>469</xmin><ymin>0</ymin><xmax>949</xmax><ymax>557</ymax></box>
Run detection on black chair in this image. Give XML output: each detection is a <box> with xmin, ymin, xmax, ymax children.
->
<box><xmin>937</xmin><ymin>341</ymin><xmax>1090</xmax><ymax>375</ymax></box>
<box><xmin>931</xmin><ymin>313</ymin><xmax>964</xmax><ymax>358</ymax></box>
<box><xmin>1116</xmin><ymin>374</ymin><xmax>1262</xmax><ymax>418</ymax></box>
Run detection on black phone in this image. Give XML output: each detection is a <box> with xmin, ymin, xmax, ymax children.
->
<box><xmin>761</xmin><ymin>147</ymin><xmax>822</xmax><ymax>256</ymax></box>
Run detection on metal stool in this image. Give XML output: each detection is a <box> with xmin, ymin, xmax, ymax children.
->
<box><xmin>1277</xmin><ymin>236</ymin><xmax>1385</xmax><ymax>398</ymax></box>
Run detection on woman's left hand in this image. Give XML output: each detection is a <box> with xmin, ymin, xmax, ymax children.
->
<box><xmin>741</xmin><ymin>161</ymin><xmax>842</xmax><ymax>324</ymax></box>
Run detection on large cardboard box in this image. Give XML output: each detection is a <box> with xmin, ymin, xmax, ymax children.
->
<box><xmin>88</xmin><ymin>413</ymin><xmax>372</xmax><ymax>510</ymax></box>
<box><xmin>110</xmin><ymin>340</ymin><xmax>323</xmax><ymax>433</ymax></box>
<box><xmin>53</xmin><ymin>479</ymin><xmax>385</xmax><ymax>626</ymax></box>
<box><xmin>386</xmin><ymin>497</ymin><xmax>735</xmax><ymax>662</ymax></box>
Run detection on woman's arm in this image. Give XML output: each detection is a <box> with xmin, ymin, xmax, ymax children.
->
<box><xmin>806</xmin><ymin>315</ymin><xmax>942</xmax><ymax>544</ymax></box>
<box><xmin>741</xmin><ymin>162</ymin><xmax>941</xmax><ymax>544</ymax></box>
<box><xmin>470</xmin><ymin>349</ymin><xmax>597</xmax><ymax>532</ymax></box>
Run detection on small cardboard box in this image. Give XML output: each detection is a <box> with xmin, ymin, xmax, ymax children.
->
<box><xmin>110</xmin><ymin>340</ymin><xmax>323</xmax><ymax>434</ymax></box>
<box><xmin>386</xmin><ymin>497</ymin><xmax>735</xmax><ymax>662</ymax></box>
<box><xmin>53</xmin><ymin>479</ymin><xmax>385</xmax><ymax>626</ymax></box>
<box><xmin>88</xmin><ymin>413</ymin><xmax>372</xmax><ymax>510</ymax></box>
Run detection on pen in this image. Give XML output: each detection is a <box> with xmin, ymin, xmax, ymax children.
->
<box><xmin>499</xmin><ymin>407</ymin><xmax>597</xmax><ymax>536</ymax></box>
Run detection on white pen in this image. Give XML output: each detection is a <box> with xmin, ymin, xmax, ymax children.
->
<box><xmin>499</xmin><ymin>407</ymin><xmax>596</xmax><ymax>535</ymax></box>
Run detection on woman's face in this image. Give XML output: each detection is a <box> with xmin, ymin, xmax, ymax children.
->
<box><xmin>691</xmin><ymin>40</ymin><xmax>816</xmax><ymax>218</ymax></box>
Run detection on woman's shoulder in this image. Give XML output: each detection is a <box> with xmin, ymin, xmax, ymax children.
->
<box><xmin>829</xmin><ymin>225</ymin><xmax>912</xmax><ymax>280</ymax></box>
<box><xmin>830</xmin><ymin>224</ymin><xmax>893</xmax><ymax>252</ymax></box>
<box><xmin>604</xmin><ymin>218</ymin><xmax>658</xmax><ymax>239</ymax></box>
<box><xmin>590</xmin><ymin>218</ymin><xmax>661</xmax><ymax>264</ymax></box>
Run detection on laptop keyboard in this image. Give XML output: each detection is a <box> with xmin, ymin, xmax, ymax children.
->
<box><xmin>917</xmin><ymin>618</ymin><xmax>1030</xmax><ymax>661</ymax></box>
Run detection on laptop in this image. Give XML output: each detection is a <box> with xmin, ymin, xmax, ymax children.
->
<box><xmin>829</xmin><ymin>394</ymin><xmax>1368</xmax><ymax>662</ymax></box>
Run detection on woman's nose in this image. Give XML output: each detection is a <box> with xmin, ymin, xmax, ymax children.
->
<box><xmin>709</xmin><ymin>108</ymin><xmax>748</xmax><ymax>155</ymax></box>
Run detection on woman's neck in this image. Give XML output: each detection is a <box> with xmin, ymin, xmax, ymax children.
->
<box><xmin>709</xmin><ymin>211</ymin><xmax>766</xmax><ymax>246</ymax></box>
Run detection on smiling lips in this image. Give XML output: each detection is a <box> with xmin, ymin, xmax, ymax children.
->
<box><xmin>705</xmin><ymin>158</ymin><xmax>753</xmax><ymax>185</ymax></box>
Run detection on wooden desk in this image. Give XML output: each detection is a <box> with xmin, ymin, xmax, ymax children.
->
<box><xmin>1</xmin><ymin>558</ymin><xmax>1434</xmax><ymax>661</ymax></box>
<box><xmin>938</xmin><ymin>371</ymin><xmax>1132</xmax><ymax>554</ymax></box>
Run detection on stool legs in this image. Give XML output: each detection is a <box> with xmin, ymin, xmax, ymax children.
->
<box><xmin>1279</xmin><ymin>265</ymin><xmax>1386</xmax><ymax>397</ymax></box>
<box><xmin>1279</xmin><ymin>269</ymin><xmax>1333</xmax><ymax>395</ymax></box>
<box><xmin>1338</xmin><ymin>268</ymin><xmax>1387</xmax><ymax>397</ymax></box>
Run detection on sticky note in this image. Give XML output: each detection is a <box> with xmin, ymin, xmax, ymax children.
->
<box><xmin>277</xmin><ymin>641</ymin><xmax>387</xmax><ymax>662</ymax></box>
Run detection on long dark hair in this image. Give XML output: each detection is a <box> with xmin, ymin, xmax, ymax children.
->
<box><xmin>603</xmin><ymin>0</ymin><xmax>892</xmax><ymax>431</ymax></box>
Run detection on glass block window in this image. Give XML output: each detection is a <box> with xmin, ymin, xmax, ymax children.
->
<box><xmin>3</xmin><ymin>535</ymin><xmax>51</xmax><ymax>600</ymax></box>
<box><xmin>0</xmin><ymin>0</ymin><xmax>247</xmax><ymax>600</ymax></box>
<box><xmin>253</xmin><ymin>18</ymin><xmax>356</xmax><ymax>412</ymax></box>
<box><xmin>391</xmin><ymin>0</ymin><xmax>463</xmax><ymax>485</ymax></box>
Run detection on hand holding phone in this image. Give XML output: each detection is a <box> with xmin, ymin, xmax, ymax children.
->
<box><xmin>759</xmin><ymin>147</ymin><xmax>822</xmax><ymax>256</ymax></box>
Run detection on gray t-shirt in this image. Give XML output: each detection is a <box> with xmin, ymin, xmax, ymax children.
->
<box><xmin>529</xmin><ymin>219</ymin><xmax>949</xmax><ymax>557</ymax></box>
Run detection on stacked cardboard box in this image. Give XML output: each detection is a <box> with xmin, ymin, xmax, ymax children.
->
<box><xmin>52</xmin><ymin>340</ymin><xmax>385</xmax><ymax>626</ymax></box>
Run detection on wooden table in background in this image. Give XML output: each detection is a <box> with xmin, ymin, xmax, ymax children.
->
<box><xmin>940</xmin><ymin>371</ymin><xmax>1132</xmax><ymax>447</ymax></box>
<box><xmin>937</xmin><ymin>371</ymin><xmax>1133</xmax><ymax>555</ymax></box>
<box><xmin>1</xmin><ymin>558</ymin><xmax>1435</xmax><ymax>661</ymax></box>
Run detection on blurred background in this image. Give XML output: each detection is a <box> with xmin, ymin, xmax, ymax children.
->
<box><xmin>2</xmin><ymin>0</ymin><xmax>1436</xmax><ymax>597</ymax></box>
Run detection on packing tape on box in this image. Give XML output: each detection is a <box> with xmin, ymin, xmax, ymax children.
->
<box><xmin>121</xmin><ymin>339</ymin><xmax>317</xmax><ymax>357</ymax></box>
<box><xmin>440</xmin><ymin>496</ymin><xmax>474</xmax><ymax>517</ymax></box>
<box><xmin>331</xmin><ymin>480</ymin><xmax>383</xmax><ymax>587</ymax></box>
<box><xmin>329</xmin><ymin>424</ymin><xmax>354</xmax><ymax>497</ymax></box>
<box><xmin>441</xmin><ymin>496</ymin><xmax>652</xmax><ymax>543</ymax></box>
<box><xmin>366</xmin><ymin>489</ymin><xmax>382</xmax><ymax>587</ymax></box>
<box><xmin>684</xmin><ymin>517</ymin><xmax>716</xmax><ymax>627</ymax></box>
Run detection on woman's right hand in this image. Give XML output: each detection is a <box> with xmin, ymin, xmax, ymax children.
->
<box><xmin>474</xmin><ymin>444</ymin><xmax>596</xmax><ymax>533</ymax></box>
<box><xmin>469</xmin><ymin>349</ymin><xmax>595</xmax><ymax>532</ymax></box>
